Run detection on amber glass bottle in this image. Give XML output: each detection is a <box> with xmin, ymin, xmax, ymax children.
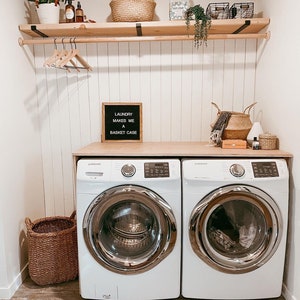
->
<box><xmin>65</xmin><ymin>0</ymin><xmax>75</xmax><ymax>23</ymax></box>
<box><xmin>75</xmin><ymin>1</ymin><xmax>84</xmax><ymax>22</ymax></box>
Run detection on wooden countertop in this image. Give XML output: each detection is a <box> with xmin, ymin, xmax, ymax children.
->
<box><xmin>73</xmin><ymin>142</ymin><xmax>292</xmax><ymax>159</ymax></box>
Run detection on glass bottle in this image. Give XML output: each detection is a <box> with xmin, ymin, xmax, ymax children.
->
<box><xmin>252</xmin><ymin>137</ymin><xmax>260</xmax><ymax>150</ymax></box>
<box><xmin>76</xmin><ymin>1</ymin><xmax>84</xmax><ymax>23</ymax></box>
<box><xmin>65</xmin><ymin>0</ymin><xmax>75</xmax><ymax>23</ymax></box>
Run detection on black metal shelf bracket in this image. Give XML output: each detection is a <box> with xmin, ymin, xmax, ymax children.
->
<box><xmin>31</xmin><ymin>25</ymin><xmax>49</xmax><ymax>38</ymax></box>
<box><xmin>233</xmin><ymin>20</ymin><xmax>251</xmax><ymax>34</ymax></box>
<box><xmin>136</xmin><ymin>23</ymin><xmax>142</xmax><ymax>36</ymax></box>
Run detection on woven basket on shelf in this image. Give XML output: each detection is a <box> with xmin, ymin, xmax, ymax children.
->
<box><xmin>211</xmin><ymin>102</ymin><xmax>257</xmax><ymax>140</ymax></box>
<box><xmin>110</xmin><ymin>0</ymin><xmax>156</xmax><ymax>22</ymax></box>
<box><xmin>259</xmin><ymin>133</ymin><xmax>278</xmax><ymax>150</ymax></box>
<box><xmin>25</xmin><ymin>212</ymin><xmax>78</xmax><ymax>286</ymax></box>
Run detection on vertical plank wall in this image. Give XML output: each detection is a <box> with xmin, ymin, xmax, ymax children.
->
<box><xmin>33</xmin><ymin>38</ymin><xmax>258</xmax><ymax>216</ymax></box>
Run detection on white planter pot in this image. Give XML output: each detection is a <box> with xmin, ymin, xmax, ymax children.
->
<box><xmin>36</xmin><ymin>3</ymin><xmax>60</xmax><ymax>24</ymax></box>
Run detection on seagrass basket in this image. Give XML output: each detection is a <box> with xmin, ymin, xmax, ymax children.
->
<box><xmin>259</xmin><ymin>133</ymin><xmax>278</xmax><ymax>150</ymax></box>
<box><xmin>110</xmin><ymin>0</ymin><xmax>156</xmax><ymax>22</ymax></box>
<box><xmin>25</xmin><ymin>212</ymin><xmax>78</xmax><ymax>286</ymax></box>
<box><xmin>211</xmin><ymin>102</ymin><xmax>257</xmax><ymax>140</ymax></box>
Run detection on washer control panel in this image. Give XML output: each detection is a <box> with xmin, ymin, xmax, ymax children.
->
<box><xmin>252</xmin><ymin>161</ymin><xmax>279</xmax><ymax>177</ymax></box>
<box><xmin>144</xmin><ymin>162</ymin><xmax>170</xmax><ymax>178</ymax></box>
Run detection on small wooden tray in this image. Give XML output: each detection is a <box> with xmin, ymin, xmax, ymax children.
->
<box><xmin>222</xmin><ymin>139</ymin><xmax>247</xmax><ymax>149</ymax></box>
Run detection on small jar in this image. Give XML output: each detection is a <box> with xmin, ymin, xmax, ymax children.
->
<box><xmin>252</xmin><ymin>137</ymin><xmax>260</xmax><ymax>150</ymax></box>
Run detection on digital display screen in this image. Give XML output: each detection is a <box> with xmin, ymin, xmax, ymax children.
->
<box><xmin>144</xmin><ymin>162</ymin><xmax>170</xmax><ymax>178</ymax></box>
<box><xmin>252</xmin><ymin>162</ymin><xmax>279</xmax><ymax>178</ymax></box>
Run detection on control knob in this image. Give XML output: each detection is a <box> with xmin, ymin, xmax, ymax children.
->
<box><xmin>121</xmin><ymin>164</ymin><xmax>136</xmax><ymax>177</ymax></box>
<box><xmin>229</xmin><ymin>164</ymin><xmax>245</xmax><ymax>177</ymax></box>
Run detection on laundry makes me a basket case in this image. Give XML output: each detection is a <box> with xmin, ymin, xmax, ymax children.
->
<box><xmin>25</xmin><ymin>212</ymin><xmax>78</xmax><ymax>285</ymax></box>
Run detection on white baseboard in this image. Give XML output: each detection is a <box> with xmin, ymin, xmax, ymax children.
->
<box><xmin>283</xmin><ymin>282</ymin><xmax>298</xmax><ymax>300</ymax></box>
<box><xmin>0</xmin><ymin>264</ymin><xmax>28</xmax><ymax>299</ymax></box>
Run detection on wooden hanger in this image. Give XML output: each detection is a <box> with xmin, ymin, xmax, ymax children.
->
<box><xmin>43</xmin><ymin>38</ymin><xmax>92</xmax><ymax>72</ymax></box>
<box><xmin>58</xmin><ymin>38</ymin><xmax>93</xmax><ymax>71</ymax></box>
<box><xmin>43</xmin><ymin>38</ymin><xmax>60</xmax><ymax>67</ymax></box>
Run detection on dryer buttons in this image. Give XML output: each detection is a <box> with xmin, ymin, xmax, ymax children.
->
<box><xmin>121</xmin><ymin>164</ymin><xmax>136</xmax><ymax>177</ymax></box>
<box><xmin>229</xmin><ymin>164</ymin><xmax>245</xmax><ymax>177</ymax></box>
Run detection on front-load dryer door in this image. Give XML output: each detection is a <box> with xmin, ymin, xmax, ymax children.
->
<box><xmin>83</xmin><ymin>184</ymin><xmax>177</xmax><ymax>274</ymax></box>
<box><xmin>189</xmin><ymin>184</ymin><xmax>282</xmax><ymax>274</ymax></box>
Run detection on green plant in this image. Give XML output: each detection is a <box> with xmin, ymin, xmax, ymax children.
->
<box><xmin>28</xmin><ymin>0</ymin><xmax>60</xmax><ymax>5</ymax></box>
<box><xmin>185</xmin><ymin>5</ymin><xmax>211</xmax><ymax>48</ymax></box>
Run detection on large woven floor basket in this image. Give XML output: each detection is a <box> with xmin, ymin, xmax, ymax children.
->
<box><xmin>110</xmin><ymin>0</ymin><xmax>156</xmax><ymax>22</ymax></box>
<box><xmin>25</xmin><ymin>212</ymin><xmax>78</xmax><ymax>286</ymax></box>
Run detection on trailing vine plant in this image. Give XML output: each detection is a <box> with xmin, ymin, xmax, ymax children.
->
<box><xmin>185</xmin><ymin>5</ymin><xmax>211</xmax><ymax>48</ymax></box>
<box><xmin>28</xmin><ymin>0</ymin><xmax>60</xmax><ymax>7</ymax></box>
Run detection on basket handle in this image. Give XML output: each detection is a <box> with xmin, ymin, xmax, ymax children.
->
<box><xmin>70</xmin><ymin>211</ymin><xmax>76</xmax><ymax>220</ymax></box>
<box><xmin>25</xmin><ymin>217</ymin><xmax>33</xmax><ymax>231</ymax></box>
<box><xmin>243</xmin><ymin>102</ymin><xmax>257</xmax><ymax>114</ymax></box>
<box><xmin>211</xmin><ymin>101</ymin><xmax>221</xmax><ymax>113</ymax></box>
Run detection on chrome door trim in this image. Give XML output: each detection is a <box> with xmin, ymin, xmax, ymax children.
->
<box><xmin>189</xmin><ymin>184</ymin><xmax>282</xmax><ymax>274</ymax></box>
<box><xmin>83</xmin><ymin>184</ymin><xmax>177</xmax><ymax>274</ymax></box>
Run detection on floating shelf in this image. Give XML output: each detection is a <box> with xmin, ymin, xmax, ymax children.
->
<box><xmin>18</xmin><ymin>18</ymin><xmax>270</xmax><ymax>46</ymax></box>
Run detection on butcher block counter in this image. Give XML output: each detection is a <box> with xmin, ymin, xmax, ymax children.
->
<box><xmin>73</xmin><ymin>141</ymin><xmax>292</xmax><ymax>162</ymax></box>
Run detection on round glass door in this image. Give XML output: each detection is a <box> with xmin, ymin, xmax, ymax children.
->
<box><xmin>189</xmin><ymin>184</ymin><xmax>282</xmax><ymax>273</ymax></box>
<box><xmin>83</xmin><ymin>184</ymin><xmax>177</xmax><ymax>274</ymax></box>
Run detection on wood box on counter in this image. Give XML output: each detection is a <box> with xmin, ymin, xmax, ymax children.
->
<box><xmin>222</xmin><ymin>139</ymin><xmax>247</xmax><ymax>149</ymax></box>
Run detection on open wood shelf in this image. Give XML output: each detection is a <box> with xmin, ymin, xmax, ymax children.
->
<box><xmin>18</xmin><ymin>18</ymin><xmax>270</xmax><ymax>45</ymax></box>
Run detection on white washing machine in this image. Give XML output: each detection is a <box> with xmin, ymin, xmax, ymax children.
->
<box><xmin>182</xmin><ymin>159</ymin><xmax>289</xmax><ymax>299</ymax></box>
<box><xmin>76</xmin><ymin>158</ymin><xmax>181</xmax><ymax>300</ymax></box>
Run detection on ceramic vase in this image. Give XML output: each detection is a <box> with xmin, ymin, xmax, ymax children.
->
<box><xmin>247</xmin><ymin>121</ymin><xmax>264</xmax><ymax>146</ymax></box>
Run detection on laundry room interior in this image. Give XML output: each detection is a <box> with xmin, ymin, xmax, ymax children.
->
<box><xmin>1</xmin><ymin>0</ymin><xmax>300</xmax><ymax>299</ymax></box>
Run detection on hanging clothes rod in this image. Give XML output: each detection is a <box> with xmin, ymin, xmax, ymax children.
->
<box><xmin>18</xmin><ymin>32</ymin><xmax>270</xmax><ymax>46</ymax></box>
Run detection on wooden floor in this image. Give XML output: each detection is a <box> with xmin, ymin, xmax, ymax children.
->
<box><xmin>12</xmin><ymin>277</ymin><xmax>286</xmax><ymax>300</ymax></box>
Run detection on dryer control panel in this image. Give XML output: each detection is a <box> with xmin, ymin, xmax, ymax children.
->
<box><xmin>252</xmin><ymin>161</ymin><xmax>279</xmax><ymax>178</ymax></box>
<box><xmin>144</xmin><ymin>162</ymin><xmax>170</xmax><ymax>178</ymax></box>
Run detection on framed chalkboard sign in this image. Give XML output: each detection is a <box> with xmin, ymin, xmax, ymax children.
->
<box><xmin>102</xmin><ymin>102</ymin><xmax>143</xmax><ymax>142</ymax></box>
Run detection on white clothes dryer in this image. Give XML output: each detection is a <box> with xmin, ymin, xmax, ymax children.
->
<box><xmin>181</xmin><ymin>159</ymin><xmax>289</xmax><ymax>299</ymax></box>
<box><xmin>76</xmin><ymin>158</ymin><xmax>181</xmax><ymax>300</ymax></box>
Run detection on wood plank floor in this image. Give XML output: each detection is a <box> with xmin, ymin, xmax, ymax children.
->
<box><xmin>11</xmin><ymin>277</ymin><xmax>286</xmax><ymax>300</ymax></box>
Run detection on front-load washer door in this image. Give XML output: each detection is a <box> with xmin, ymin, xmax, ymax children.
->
<box><xmin>189</xmin><ymin>184</ymin><xmax>282</xmax><ymax>274</ymax></box>
<box><xmin>83</xmin><ymin>184</ymin><xmax>177</xmax><ymax>274</ymax></box>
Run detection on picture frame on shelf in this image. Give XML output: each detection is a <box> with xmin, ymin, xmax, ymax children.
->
<box><xmin>169</xmin><ymin>0</ymin><xmax>189</xmax><ymax>20</ymax></box>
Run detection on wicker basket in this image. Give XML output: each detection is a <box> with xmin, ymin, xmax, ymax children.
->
<box><xmin>206</xmin><ymin>2</ymin><xmax>230</xmax><ymax>20</ymax></box>
<box><xmin>110</xmin><ymin>0</ymin><xmax>156</xmax><ymax>22</ymax></box>
<box><xmin>211</xmin><ymin>102</ymin><xmax>257</xmax><ymax>140</ymax></box>
<box><xmin>25</xmin><ymin>212</ymin><xmax>78</xmax><ymax>286</ymax></box>
<box><xmin>259</xmin><ymin>133</ymin><xmax>278</xmax><ymax>150</ymax></box>
<box><xmin>229</xmin><ymin>2</ymin><xmax>254</xmax><ymax>19</ymax></box>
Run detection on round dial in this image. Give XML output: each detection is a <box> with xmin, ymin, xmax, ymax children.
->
<box><xmin>229</xmin><ymin>163</ymin><xmax>245</xmax><ymax>177</ymax></box>
<box><xmin>121</xmin><ymin>164</ymin><xmax>136</xmax><ymax>177</ymax></box>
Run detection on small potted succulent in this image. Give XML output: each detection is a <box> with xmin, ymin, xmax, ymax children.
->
<box><xmin>28</xmin><ymin>0</ymin><xmax>60</xmax><ymax>24</ymax></box>
<box><xmin>185</xmin><ymin>4</ymin><xmax>211</xmax><ymax>48</ymax></box>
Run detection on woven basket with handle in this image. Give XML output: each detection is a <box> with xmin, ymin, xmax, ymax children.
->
<box><xmin>25</xmin><ymin>212</ymin><xmax>78</xmax><ymax>285</ymax></box>
<box><xmin>211</xmin><ymin>102</ymin><xmax>257</xmax><ymax>140</ymax></box>
<box><xmin>110</xmin><ymin>0</ymin><xmax>156</xmax><ymax>22</ymax></box>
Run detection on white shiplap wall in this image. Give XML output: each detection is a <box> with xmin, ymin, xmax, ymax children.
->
<box><xmin>33</xmin><ymin>38</ymin><xmax>258</xmax><ymax>216</ymax></box>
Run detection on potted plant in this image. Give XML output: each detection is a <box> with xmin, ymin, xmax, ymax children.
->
<box><xmin>184</xmin><ymin>4</ymin><xmax>211</xmax><ymax>48</ymax></box>
<box><xmin>28</xmin><ymin>0</ymin><xmax>60</xmax><ymax>24</ymax></box>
